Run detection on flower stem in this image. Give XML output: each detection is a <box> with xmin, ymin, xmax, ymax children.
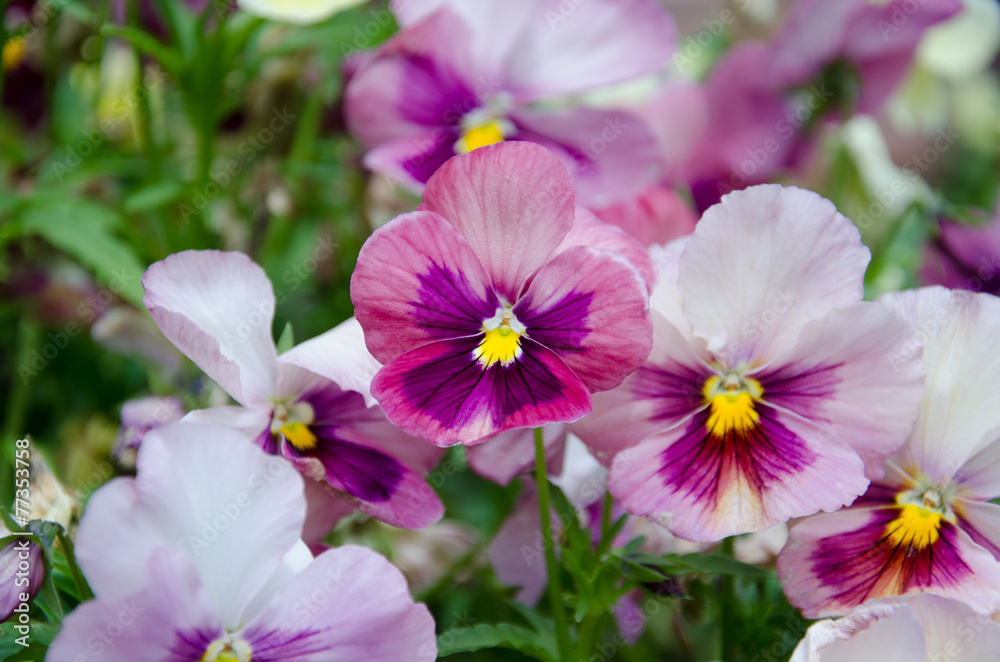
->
<box><xmin>534</xmin><ymin>427</ymin><xmax>572</xmax><ymax>662</ymax></box>
<box><xmin>720</xmin><ymin>536</ymin><xmax>737</xmax><ymax>661</ymax></box>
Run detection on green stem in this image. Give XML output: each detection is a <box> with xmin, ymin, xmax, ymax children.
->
<box><xmin>720</xmin><ymin>536</ymin><xmax>737</xmax><ymax>662</ymax></box>
<box><xmin>1</xmin><ymin>320</ymin><xmax>39</xmax><ymax>502</ymax></box>
<box><xmin>576</xmin><ymin>611</ymin><xmax>600</xmax><ymax>661</ymax></box>
<box><xmin>57</xmin><ymin>529</ymin><xmax>94</xmax><ymax>601</ymax></box>
<box><xmin>534</xmin><ymin>427</ymin><xmax>572</xmax><ymax>662</ymax></box>
<box><xmin>595</xmin><ymin>489</ymin><xmax>614</xmax><ymax>558</ymax></box>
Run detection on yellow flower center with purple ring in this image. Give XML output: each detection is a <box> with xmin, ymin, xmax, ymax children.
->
<box><xmin>202</xmin><ymin>638</ymin><xmax>251</xmax><ymax>662</ymax></box>
<box><xmin>271</xmin><ymin>401</ymin><xmax>317</xmax><ymax>451</ymax></box>
<box><xmin>474</xmin><ymin>308</ymin><xmax>526</xmax><ymax>367</ymax></box>
<box><xmin>887</xmin><ymin>487</ymin><xmax>949</xmax><ymax>549</ymax></box>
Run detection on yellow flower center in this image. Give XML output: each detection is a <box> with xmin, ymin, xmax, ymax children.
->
<box><xmin>202</xmin><ymin>638</ymin><xmax>251</xmax><ymax>662</ymax></box>
<box><xmin>2</xmin><ymin>37</ymin><xmax>26</xmax><ymax>71</ymax></box>
<box><xmin>280</xmin><ymin>422</ymin><xmax>317</xmax><ymax>451</ymax></box>
<box><xmin>703</xmin><ymin>374</ymin><xmax>764</xmax><ymax>435</ymax></box>
<box><xmin>886</xmin><ymin>504</ymin><xmax>943</xmax><ymax>549</ymax></box>
<box><xmin>455</xmin><ymin>119</ymin><xmax>507</xmax><ymax>154</ymax></box>
<box><xmin>474</xmin><ymin>325</ymin><xmax>522</xmax><ymax>367</ymax></box>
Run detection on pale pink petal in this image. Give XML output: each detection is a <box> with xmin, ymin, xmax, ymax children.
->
<box><xmin>555</xmin><ymin>208</ymin><xmax>656</xmax><ymax>293</ymax></box>
<box><xmin>910</xmin><ymin>592</ymin><xmax>1000</xmax><ymax>661</ymax></box>
<box><xmin>75</xmin><ymin>422</ymin><xmax>305</xmax><ymax>630</ymax></box>
<box><xmin>514</xmin><ymin>245</ymin><xmax>652</xmax><ymax>392</ymax></box>
<box><xmin>789</xmin><ymin>600</ymin><xmax>925</xmax><ymax>662</ymax></box>
<box><xmin>954</xmin><ymin>441</ymin><xmax>1000</xmax><ymax>502</ymax></box>
<box><xmin>419</xmin><ymin>141</ymin><xmax>576</xmax><ymax>304</ymax></box>
<box><xmin>590</xmin><ymin>185</ymin><xmax>697</xmax><ymax>248</ymax></box>
<box><xmin>47</xmin><ymin>548</ymin><xmax>224</xmax><ymax>662</ymax></box>
<box><xmin>242</xmin><ymin>546</ymin><xmax>437</xmax><ymax>661</ymax></box>
<box><xmin>181</xmin><ymin>404</ymin><xmax>273</xmax><ymax>443</ymax></box>
<box><xmin>466</xmin><ymin>424</ymin><xmax>567</xmax><ymax>485</ymax></box>
<box><xmin>511</xmin><ymin>106</ymin><xmax>663</xmax><ymax>209</ymax></box>
<box><xmin>503</xmin><ymin>0</ymin><xmax>676</xmax><ymax>100</ymax></box>
<box><xmin>678</xmin><ymin>185</ymin><xmax>870</xmax><ymax>365</ymax></box>
<box><xmin>955</xmin><ymin>498</ymin><xmax>1000</xmax><ymax>561</ymax></box>
<box><xmin>351</xmin><ymin>210</ymin><xmax>500</xmax><ymax>364</ymax></box>
<box><xmin>142</xmin><ymin>250</ymin><xmax>278</xmax><ymax>406</ymax></box>
<box><xmin>759</xmin><ymin>302</ymin><xmax>924</xmax><ymax>479</ymax></box>
<box><xmin>278</xmin><ymin>317</ymin><xmax>383</xmax><ymax>407</ymax></box>
<box><xmin>879</xmin><ymin>288</ymin><xmax>1000</xmax><ymax>484</ymax></box>
<box><xmin>302</xmin><ymin>477</ymin><xmax>355</xmax><ymax>546</ymax></box>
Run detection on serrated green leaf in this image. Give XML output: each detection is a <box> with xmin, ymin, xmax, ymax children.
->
<box><xmin>19</xmin><ymin>198</ymin><xmax>148</xmax><ymax>307</ymax></box>
<box><xmin>437</xmin><ymin>623</ymin><xmax>558</xmax><ymax>661</ymax></box>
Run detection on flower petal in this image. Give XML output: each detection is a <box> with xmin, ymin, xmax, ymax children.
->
<box><xmin>242</xmin><ymin>546</ymin><xmax>437</xmax><ymax>662</ymax></box>
<box><xmin>503</xmin><ymin>0</ymin><xmax>675</xmax><ymax>100</ymax></box>
<box><xmin>75</xmin><ymin>422</ymin><xmax>305</xmax><ymax>630</ymax></box>
<box><xmin>351</xmin><ymin>210</ymin><xmax>501</xmax><ymax>364</ymax></box>
<box><xmin>466</xmin><ymin>424</ymin><xmax>567</xmax><ymax>485</ymax></box>
<box><xmin>954</xmin><ymin>440</ymin><xmax>1000</xmax><ymax>502</ymax></box>
<box><xmin>610</xmin><ymin>404</ymin><xmax>868</xmax><ymax>541</ymax></box>
<box><xmin>778</xmin><ymin>506</ymin><xmax>1000</xmax><ymax>618</ymax></box>
<box><xmin>372</xmin><ymin>336</ymin><xmax>592</xmax><ymax>446</ymax></box>
<box><xmin>677</xmin><ymin>185</ymin><xmax>870</xmax><ymax>365</ymax></box>
<box><xmin>418</xmin><ymin>141</ymin><xmax>576</xmax><ymax>303</ymax></box>
<box><xmin>513</xmin><ymin>245</ymin><xmax>652</xmax><ymax>392</ymax></box>
<box><xmin>789</xmin><ymin>599</ymin><xmax>925</xmax><ymax>662</ymax></box>
<box><xmin>142</xmin><ymin>250</ymin><xmax>278</xmax><ymax>406</ymax></box>
<box><xmin>46</xmin><ymin>548</ymin><xmax>223</xmax><ymax>662</ymax></box>
<box><xmin>555</xmin><ymin>208</ymin><xmax>657</xmax><ymax>293</ymax></box>
<box><xmin>278</xmin><ymin>317</ymin><xmax>383</xmax><ymax>407</ymax></box>
<box><xmin>590</xmin><ymin>185</ymin><xmax>697</xmax><ymax>248</ymax></box>
<box><xmin>511</xmin><ymin>106</ymin><xmax>663</xmax><ymax>208</ymax></box>
<box><xmin>955</xmin><ymin>498</ymin><xmax>1000</xmax><ymax>561</ymax></box>
<box><xmin>879</xmin><ymin>287</ymin><xmax>1000</xmax><ymax>484</ymax></box>
<box><xmin>757</xmin><ymin>302</ymin><xmax>924</xmax><ymax>479</ymax></box>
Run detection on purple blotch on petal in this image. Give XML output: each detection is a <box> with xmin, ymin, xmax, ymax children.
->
<box><xmin>630</xmin><ymin>360</ymin><xmax>709</xmax><ymax>424</ymax></box>
<box><xmin>411</xmin><ymin>261</ymin><xmax>501</xmax><ymax>338</ymax></box>
<box><xmin>514</xmin><ymin>290</ymin><xmax>594</xmax><ymax>355</ymax></box>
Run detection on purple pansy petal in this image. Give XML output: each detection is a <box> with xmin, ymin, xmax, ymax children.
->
<box><xmin>955</xmin><ymin>499</ymin><xmax>1000</xmax><ymax>561</ymax></box>
<box><xmin>142</xmin><ymin>250</ymin><xmax>278</xmax><ymax>407</ymax></box>
<box><xmin>418</xmin><ymin>142</ymin><xmax>576</xmax><ymax>304</ymax></box>
<box><xmin>778</xmin><ymin>507</ymin><xmax>1000</xmax><ymax>618</ymax></box>
<box><xmin>879</xmin><ymin>288</ymin><xmax>1000</xmax><ymax>484</ymax></box>
<box><xmin>0</xmin><ymin>532</ymin><xmax>44</xmax><ymax>623</ymax></box>
<box><xmin>47</xmin><ymin>548</ymin><xmax>224</xmax><ymax>662</ymax></box>
<box><xmin>502</xmin><ymin>0</ymin><xmax>675</xmax><ymax>100</ymax></box>
<box><xmin>302</xmin><ymin>478</ymin><xmax>355</xmax><ymax>547</ymax></box>
<box><xmin>344</xmin><ymin>9</ymin><xmax>477</xmax><ymax>149</ymax></box>
<box><xmin>467</xmin><ymin>424</ymin><xmax>567</xmax><ymax>485</ymax></box>
<box><xmin>514</xmin><ymin>245</ymin><xmax>652</xmax><ymax>393</ymax></box>
<box><xmin>758</xmin><ymin>302</ymin><xmax>924</xmax><ymax>479</ymax></box>
<box><xmin>243</xmin><ymin>546</ymin><xmax>437</xmax><ymax>662</ymax></box>
<box><xmin>372</xmin><ymin>336</ymin><xmax>592</xmax><ymax>446</ymax></box>
<box><xmin>610</xmin><ymin>404</ymin><xmax>868</xmax><ymax>542</ymax></box>
<box><xmin>75</xmin><ymin>423</ymin><xmax>305</xmax><ymax>630</ymax></box>
<box><xmin>678</xmin><ymin>185</ymin><xmax>870</xmax><ymax>365</ymax></box>
<box><xmin>351</xmin><ymin>210</ymin><xmax>500</xmax><ymax>364</ymax></box>
<box><xmin>277</xmin><ymin>317</ymin><xmax>383</xmax><ymax>407</ymax></box>
<box><xmin>571</xmin><ymin>310</ymin><xmax>709</xmax><ymax>460</ymax></box>
<box><xmin>363</xmin><ymin>132</ymin><xmax>458</xmax><ymax>192</ymax></box>
<box><xmin>555</xmin><ymin>208</ymin><xmax>657</xmax><ymax>293</ymax></box>
<box><xmin>512</xmin><ymin>106</ymin><xmax>663</xmax><ymax>208</ymax></box>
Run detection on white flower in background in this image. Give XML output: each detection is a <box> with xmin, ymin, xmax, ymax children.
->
<box><xmin>238</xmin><ymin>0</ymin><xmax>367</xmax><ymax>24</ymax></box>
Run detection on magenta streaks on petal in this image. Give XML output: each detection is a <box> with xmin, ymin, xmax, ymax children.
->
<box><xmin>411</xmin><ymin>261</ymin><xmax>501</xmax><ymax>337</ymax></box>
<box><xmin>513</xmin><ymin>289</ymin><xmax>593</xmax><ymax>355</ymax></box>
<box><xmin>958</xmin><ymin>515</ymin><xmax>1000</xmax><ymax>562</ymax></box>
<box><xmin>756</xmin><ymin>361</ymin><xmax>844</xmax><ymax>418</ymax></box>
<box><xmin>629</xmin><ymin>360</ymin><xmax>708</xmax><ymax>424</ymax></box>
<box><xmin>657</xmin><ymin>404</ymin><xmax>815</xmax><ymax>503</ymax></box>
<box><xmin>808</xmin><ymin>508</ymin><xmax>973</xmax><ymax>608</ymax></box>
<box><xmin>398</xmin><ymin>54</ymin><xmax>474</xmax><ymax>131</ymax></box>
<box><xmin>400</xmin><ymin>130</ymin><xmax>462</xmax><ymax>184</ymax></box>
<box><xmin>302</xmin><ymin>435</ymin><xmax>405</xmax><ymax>504</ymax></box>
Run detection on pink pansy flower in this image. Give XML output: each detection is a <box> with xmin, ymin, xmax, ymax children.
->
<box><xmin>351</xmin><ymin>142</ymin><xmax>654</xmax><ymax>446</ymax></box>
<box><xmin>142</xmin><ymin>250</ymin><xmax>444</xmax><ymax>530</ymax></box>
<box><xmin>47</xmin><ymin>422</ymin><xmax>437</xmax><ymax>662</ymax></box>
<box><xmin>572</xmin><ymin>185</ymin><xmax>925</xmax><ymax>542</ymax></box>
<box><xmin>790</xmin><ymin>593</ymin><xmax>1000</xmax><ymax>662</ymax></box>
<box><xmin>343</xmin><ymin>0</ymin><xmax>676</xmax><ymax>207</ymax></box>
<box><xmin>590</xmin><ymin>184</ymin><xmax>697</xmax><ymax>248</ymax></box>
<box><xmin>779</xmin><ymin>288</ymin><xmax>1000</xmax><ymax>617</ymax></box>
<box><xmin>112</xmin><ymin>395</ymin><xmax>185</xmax><ymax>469</ymax></box>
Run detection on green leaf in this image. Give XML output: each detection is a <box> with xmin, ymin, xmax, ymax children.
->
<box><xmin>275</xmin><ymin>322</ymin><xmax>295</xmax><ymax>354</ymax></box>
<box><xmin>437</xmin><ymin>624</ymin><xmax>558</xmax><ymax>661</ymax></box>
<box><xmin>99</xmin><ymin>24</ymin><xmax>183</xmax><ymax>74</ymax></box>
<box><xmin>675</xmin><ymin>553</ymin><xmax>771</xmax><ymax>579</ymax></box>
<box><xmin>19</xmin><ymin>198</ymin><xmax>148</xmax><ymax>308</ymax></box>
<box><xmin>122</xmin><ymin>181</ymin><xmax>187</xmax><ymax>214</ymax></box>
<box><xmin>0</xmin><ymin>621</ymin><xmax>59</xmax><ymax>661</ymax></box>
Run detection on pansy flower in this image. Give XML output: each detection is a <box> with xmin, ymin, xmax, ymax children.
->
<box><xmin>47</xmin><ymin>422</ymin><xmax>437</xmax><ymax>661</ymax></box>
<box><xmin>573</xmin><ymin>185</ymin><xmax>925</xmax><ymax>542</ymax></box>
<box><xmin>142</xmin><ymin>250</ymin><xmax>444</xmax><ymax>529</ymax></box>
<box><xmin>779</xmin><ymin>287</ymin><xmax>1000</xmax><ymax>617</ymax></box>
<box><xmin>343</xmin><ymin>0</ymin><xmax>676</xmax><ymax>207</ymax></box>
<box><xmin>351</xmin><ymin>142</ymin><xmax>654</xmax><ymax>446</ymax></box>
